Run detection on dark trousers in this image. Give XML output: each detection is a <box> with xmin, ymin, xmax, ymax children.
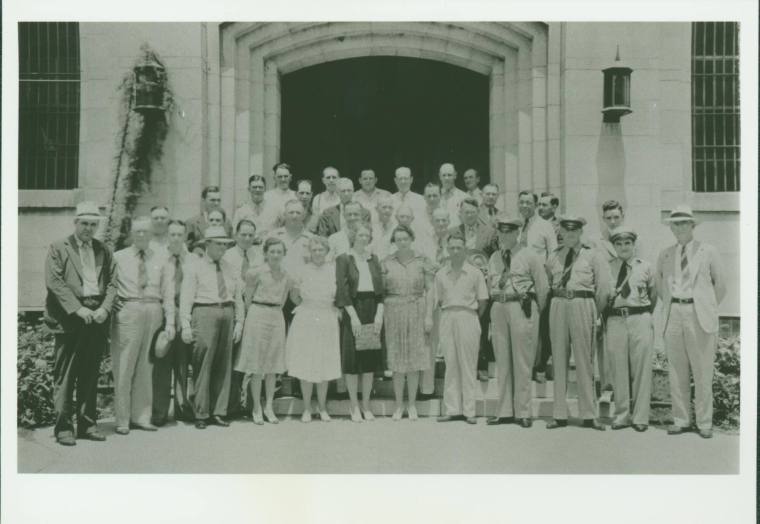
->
<box><xmin>191</xmin><ymin>304</ymin><xmax>234</xmax><ymax>420</ymax></box>
<box><xmin>227</xmin><ymin>340</ymin><xmax>246</xmax><ymax>414</ymax></box>
<box><xmin>534</xmin><ymin>299</ymin><xmax>552</xmax><ymax>375</ymax></box>
<box><xmin>53</xmin><ymin>319</ymin><xmax>107</xmax><ymax>436</ymax></box>
<box><xmin>152</xmin><ymin>335</ymin><xmax>194</xmax><ymax>423</ymax></box>
<box><xmin>477</xmin><ymin>302</ymin><xmax>494</xmax><ymax>372</ymax></box>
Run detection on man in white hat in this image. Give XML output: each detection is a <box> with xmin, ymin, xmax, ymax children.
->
<box><xmin>656</xmin><ymin>205</ymin><xmax>726</xmax><ymax>439</ymax></box>
<box><xmin>544</xmin><ymin>215</ymin><xmax>611</xmax><ymax>431</ymax></box>
<box><xmin>180</xmin><ymin>226</ymin><xmax>244</xmax><ymax>429</ymax></box>
<box><xmin>110</xmin><ymin>217</ymin><xmax>176</xmax><ymax>435</ymax></box>
<box><xmin>605</xmin><ymin>227</ymin><xmax>657</xmax><ymax>432</ymax></box>
<box><xmin>44</xmin><ymin>201</ymin><xmax>117</xmax><ymax>446</ymax></box>
<box><xmin>486</xmin><ymin>215</ymin><xmax>549</xmax><ymax>428</ymax></box>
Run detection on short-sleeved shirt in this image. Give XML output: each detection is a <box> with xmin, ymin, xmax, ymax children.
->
<box><xmin>609</xmin><ymin>257</ymin><xmax>656</xmax><ymax>308</ymax></box>
<box><xmin>519</xmin><ymin>214</ymin><xmax>558</xmax><ymax>260</ymax></box>
<box><xmin>545</xmin><ymin>245</ymin><xmax>606</xmax><ymax>293</ymax></box>
<box><xmin>434</xmin><ymin>262</ymin><xmax>489</xmax><ymax>311</ymax></box>
<box><xmin>247</xmin><ymin>266</ymin><xmax>293</xmax><ymax>305</ymax></box>
<box><xmin>264</xmin><ymin>188</ymin><xmax>296</xmax><ymax>215</ymax></box>
<box><xmin>266</xmin><ymin>227</ymin><xmax>314</xmax><ymax>276</ymax></box>
<box><xmin>382</xmin><ymin>252</ymin><xmax>435</xmax><ymax>298</ymax></box>
<box><xmin>232</xmin><ymin>199</ymin><xmax>279</xmax><ymax>237</ymax></box>
<box><xmin>487</xmin><ymin>245</ymin><xmax>548</xmax><ymax>299</ymax></box>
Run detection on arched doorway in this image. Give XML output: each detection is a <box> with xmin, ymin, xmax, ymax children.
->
<box><xmin>280</xmin><ymin>56</ymin><xmax>490</xmax><ymax>192</ymax></box>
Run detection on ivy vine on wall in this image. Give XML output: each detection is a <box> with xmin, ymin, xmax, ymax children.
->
<box><xmin>103</xmin><ymin>44</ymin><xmax>174</xmax><ymax>250</ymax></box>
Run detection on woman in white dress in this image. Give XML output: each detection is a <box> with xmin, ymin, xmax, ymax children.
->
<box><xmin>286</xmin><ymin>236</ymin><xmax>341</xmax><ymax>422</ymax></box>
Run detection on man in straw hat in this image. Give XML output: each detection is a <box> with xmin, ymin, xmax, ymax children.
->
<box><xmin>605</xmin><ymin>226</ymin><xmax>657</xmax><ymax>432</ymax></box>
<box><xmin>180</xmin><ymin>226</ymin><xmax>244</xmax><ymax>429</ymax></box>
<box><xmin>656</xmin><ymin>205</ymin><xmax>726</xmax><ymax>439</ymax></box>
<box><xmin>44</xmin><ymin>201</ymin><xmax>116</xmax><ymax>446</ymax></box>
<box><xmin>544</xmin><ymin>215</ymin><xmax>611</xmax><ymax>431</ymax></box>
<box><xmin>486</xmin><ymin>215</ymin><xmax>549</xmax><ymax>428</ymax></box>
<box><xmin>110</xmin><ymin>217</ymin><xmax>176</xmax><ymax>435</ymax></box>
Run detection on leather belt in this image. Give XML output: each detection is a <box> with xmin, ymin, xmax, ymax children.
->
<box><xmin>81</xmin><ymin>296</ymin><xmax>104</xmax><ymax>308</ymax></box>
<box><xmin>671</xmin><ymin>297</ymin><xmax>694</xmax><ymax>304</ymax></box>
<box><xmin>120</xmin><ymin>297</ymin><xmax>161</xmax><ymax>303</ymax></box>
<box><xmin>607</xmin><ymin>305</ymin><xmax>651</xmax><ymax>317</ymax></box>
<box><xmin>551</xmin><ymin>289</ymin><xmax>594</xmax><ymax>299</ymax></box>
<box><xmin>193</xmin><ymin>301</ymin><xmax>234</xmax><ymax>308</ymax></box>
<box><xmin>251</xmin><ymin>301</ymin><xmax>282</xmax><ymax>308</ymax></box>
<box><xmin>385</xmin><ymin>294</ymin><xmax>424</xmax><ymax>303</ymax></box>
<box><xmin>491</xmin><ymin>292</ymin><xmax>536</xmax><ymax>304</ymax></box>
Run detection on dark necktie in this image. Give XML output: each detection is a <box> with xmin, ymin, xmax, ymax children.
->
<box><xmin>215</xmin><ymin>261</ymin><xmax>228</xmax><ymax>300</ymax></box>
<box><xmin>616</xmin><ymin>261</ymin><xmax>631</xmax><ymax>298</ymax></box>
<box><xmin>489</xmin><ymin>207</ymin><xmax>496</xmax><ymax>217</ymax></box>
<box><xmin>680</xmin><ymin>245</ymin><xmax>690</xmax><ymax>287</ymax></box>
<box><xmin>560</xmin><ymin>248</ymin><xmax>574</xmax><ymax>287</ymax></box>
<box><xmin>137</xmin><ymin>250</ymin><xmax>148</xmax><ymax>295</ymax></box>
<box><xmin>520</xmin><ymin>220</ymin><xmax>529</xmax><ymax>246</ymax></box>
<box><xmin>241</xmin><ymin>250</ymin><xmax>250</xmax><ymax>279</ymax></box>
<box><xmin>498</xmin><ymin>249</ymin><xmax>512</xmax><ymax>290</ymax></box>
<box><xmin>173</xmin><ymin>254</ymin><xmax>183</xmax><ymax>296</ymax></box>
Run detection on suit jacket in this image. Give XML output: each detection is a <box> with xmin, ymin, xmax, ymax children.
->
<box><xmin>448</xmin><ymin>222</ymin><xmax>498</xmax><ymax>258</ymax></box>
<box><xmin>185</xmin><ymin>212</ymin><xmax>233</xmax><ymax>251</ymax></box>
<box><xmin>316</xmin><ymin>204</ymin><xmax>371</xmax><ymax>238</ymax></box>
<box><xmin>655</xmin><ymin>240</ymin><xmax>726</xmax><ymax>334</ymax></box>
<box><xmin>44</xmin><ymin>234</ymin><xmax>117</xmax><ymax>332</ymax></box>
<box><xmin>335</xmin><ymin>252</ymin><xmax>385</xmax><ymax>308</ymax></box>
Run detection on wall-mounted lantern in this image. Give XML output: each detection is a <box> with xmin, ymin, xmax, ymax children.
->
<box><xmin>132</xmin><ymin>57</ymin><xmax>166</xmax><ymax>113</ymax></box>
<box><xmin>602</xmin><ymin>45</ymin><xmax>632</xmax><ymax>123</ymax></box>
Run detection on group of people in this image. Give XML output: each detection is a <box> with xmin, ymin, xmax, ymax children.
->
<box><xmin>44</xmin><ymin>160</ymin><xmax>726</xmax><ymax>447</ymax></box>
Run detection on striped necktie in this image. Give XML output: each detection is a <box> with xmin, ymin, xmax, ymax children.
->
<box><xmin>173</xmin><ymin>254</ymin><xmax>183</xmax><ymax>297</ymax></box>
<box><xmin>680</xmin><ymin>244</ymin><xmax>690</xmax><ymax>287</ymax></box>
<box><xmin>498</xmin><ymin>249</ymin><xmax>512</xmax><ymax>290</ymax></box>
<box><xmin>137</xmin><ymin>250</ymin><xmax>148</xmax><ymax>295</ymax></box>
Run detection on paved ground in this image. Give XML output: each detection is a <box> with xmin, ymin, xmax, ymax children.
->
<box><xmin>17</xmin><ymin>416</ymin><xmax>739</xmax><ymax>474</ymax></box>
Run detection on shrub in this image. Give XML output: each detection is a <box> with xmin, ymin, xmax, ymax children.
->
<box><xmin>712</xmin><ymin>337</ymin><xmax>740</xmax><ymax>429</ymax></box>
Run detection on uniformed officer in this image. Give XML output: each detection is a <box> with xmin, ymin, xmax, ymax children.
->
<box><xmin>605</xmin><ymin>227</ymin><xmax>657</xmax><ymax>432</ymax></box>
<box><xmin>486</xmin><ymin>215</ymin><xmax>549</xmax><ymax>428</ymax></box>
<box><xmin>545</xmin><ymin>215</ymin><xmax>611</xmax><ymax>430</ymax></box>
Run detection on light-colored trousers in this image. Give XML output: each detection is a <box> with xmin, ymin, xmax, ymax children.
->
<box><xmin>191</xmin><ymin>304</ymin><xmax>234</xmax><ymax>419</ymax></box>
<box><xmin>110</xmin><ymin>301</ymin><xmax>163</xmax><ymax>427</ymax></box>
<box><xmin>420</xmin><ymin>308</ymin><xmax>440</xmax><ymax>394</ymax></box>
<box><xmin>439</xmin><ymin>307</ymin><xmax>481</xmax><ymax>417</ymax></box>
<box><xmin>550</xmin><ymin>297</ymin><xmax>597</xmax><ymax>420</ymax></box>
<box><xmin>490</xmin><ymin>301</ymin><xmax>538</xmax><ymax>418</ymax></box>
<box><xmin>606</xmin><ymin>312</ymin><xmax>654</xmax><ymax>425</ymax></box>
<box><xmin>665</xmin><ymin>303</ymin><xmax>717</xmax><ymax>430</ymax></box>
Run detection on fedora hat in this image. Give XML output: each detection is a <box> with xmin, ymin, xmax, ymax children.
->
<box><xmin>664</xmin><ymin>204</ymin><xmax>696</xmax><ymax>223</ymax></box>
<box><xmin>75</xmin><ymin>201</ymin><xmax>104</xmax><ymax>220</ymax></box>
<box><xmin>203</xmin><ymin>226</ymin><xmax>234</xmax><ymax>243</ymax></box>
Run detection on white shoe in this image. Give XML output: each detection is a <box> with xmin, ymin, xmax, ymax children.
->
<box><xmin>350</xmin><ymin>407</ymin><xmax>363</xmax><ymax>423</ymax></box>
<box><xmin>392</xmin><ymin>407</ymin><xmax>403</xmax><ymax>421</ymax></box>
<box><xmin>319</xmin><ymin>411</ymin><xmax>331</xmax><ymax>422</ymax></box>
<box><xmin>301</xmin><ymin>411</ymin><xmax>312</xmax><ymax>423</ymax></box>
<box><xmin>362</xmin><ymin>409</ymin><xmax>375</xmax><ymax>421</ymax></box>
<box><xmin>407</xmin><ymin>405</ymin><xmax>418</xmax><ymax>421</ymax></box>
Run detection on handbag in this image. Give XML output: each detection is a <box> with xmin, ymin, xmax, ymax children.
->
<box><xmin>355</xmin><ymin>323</ymin><xmax>381</xmax><ymax>351</ymax></box>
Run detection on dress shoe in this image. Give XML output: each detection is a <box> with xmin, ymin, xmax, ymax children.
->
<box><xmin>195</xmin><ymin>420</ymin><xmax>207</xmax><ymax>429</ymax></box>
<box><xmin>151</xmin><ymin>417</ymin><xmax>167</xmax><ymax>428</ymax></box>
<box><xmin>77</xmin><ymin>428</ymin><xmax>106</xmax><ymax>441</ymax></box>
<box><xmin>115</xmin><ymin>426</ymin><xmax>130</xmax><ymax>435</ymax></box>
<box><xmin>667</xmin><ymin>425</ymin><xmax>685</xmax><ymax>435</ymax></box>
<box><xmin>465</xmin><ymin>416</ymin><xmax>477</xmax><ymax>425</ymax></box>
<box><xmin>407</xmin><ymin>405</ymin><xmax>418</xmax><ymax>421</ymax></box>
<box><xmin>698</xmin><ymin>428</ymin><xmax>713</xmax><ymax>439</ymax></box>
<box><xmin>611</xmin><ymin>422</ymin><xmax>630</xmax><ymax>430</ymax></box>
<box><xmin>56</xmin><ymin>431</ymin><xmax>76</xmax><ymax>446</ymax></box>
<box><xmin>211</xmin><ymin>416</ymin><xmax>230</xmax><ymax>427</ymax></box>
<box><xmin>532</xmin><ymin>371</ymin><xmax>546</xmax><ymax>384</ymax></box>
<box><xmin>632</xmin><ymin>424</ymin><xmax>648</xmax><ymax>432</ymax></box>
<box><xmin>546</xmin><ymin>419</ymin><xmax>568</xmax><ymax>429</ymax></box>
<box><xmin>129</xmin><ymin>422</ymin><xmax>158</xmax><ymax>431</ymax></box>
<box><xmin>437</xmin><ymin>415</ymin><xmax>464</xmax><ymax>422</ymax></box>
<box><xmin>582</xmin><ymin>419</ymin><xmax>606</xmax><ymax>431</ymax></box>
<box><xmin>518</xmin><ymin>418</ymin><xmax>533</xmax><ymax>428</ymax></box>
<box><xmin>486</xmin><ymin>417</ymin><xmax>514</xmax><ymax>426</ymax></box>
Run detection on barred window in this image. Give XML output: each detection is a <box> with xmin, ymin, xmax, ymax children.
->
<box><xmin>691</xmin><ymin>22</ymin><xmax>740</xmax><ymax>192</ymax></box>
<box><xmin>18</xmin><ymin>22</ymin><xmax>80</xmax><ymax>190</ymax></box>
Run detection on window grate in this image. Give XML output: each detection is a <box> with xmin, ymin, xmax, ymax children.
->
<box><xmin>18</xmin><ymin>22</ymin><xmax>80</xmax><ymax>190</ymax></box>
<box><xmin>691</xmin><ymin>22</ymin><xmax>740</xmax><ymax>192</ymax></box>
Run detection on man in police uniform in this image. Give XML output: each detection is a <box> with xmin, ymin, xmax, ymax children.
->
<box><xmin>545</xmin><ymin>215</ymin><xmax>611</xmax><ymax>430</ymax></box>
<box><xmin>486</xmin><ymin>215</ymin><xmax>549</xmax><ymax>428</ymax></box>
<box><xmin>605</xmin><ymin>227</ymin><xmax>657</xmax><ymax>432</ymax></box>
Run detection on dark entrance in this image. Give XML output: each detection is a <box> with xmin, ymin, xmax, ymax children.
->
<box><xmin>280</xmin><ymin>56</ymin><xmax>490</xmax><ymax>193</ymax></box>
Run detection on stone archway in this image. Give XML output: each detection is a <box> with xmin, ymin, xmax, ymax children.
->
<box><xmin>217</xmin><ymin>22</ymin><xmax>556</xmax><ymax>209</ymax></box>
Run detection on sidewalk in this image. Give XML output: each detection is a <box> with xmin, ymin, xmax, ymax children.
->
<box><xmin>17</xmin><ymin>416</ymin><xmax>739</xmax><ymax>474</ymax></box>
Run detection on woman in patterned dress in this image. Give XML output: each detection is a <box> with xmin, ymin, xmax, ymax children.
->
<box><xmin>382</xmin><ymin>225</ymin><xmax>435</xmax><ymax>420</ymax></box>
<box><xmin>236</xmin><ymin>237</ymin><xmax>295</xmax><ymax>424</ymax></box>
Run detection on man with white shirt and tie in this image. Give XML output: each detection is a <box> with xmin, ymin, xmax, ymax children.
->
<box><xmin>479</xmin><ymin>183</ymin><xmax>501</xmax><ymax>225</ymax></box>
<box><xmin>148</xmin><ymin>205</ymin><xmax>171</xmax><ymax>258</ymax></box>
<box><xmin>111</xmin><ymin>217</ymin><xmax>175</xmax><ymax>435</ymax></box>
<box><xmin>517</xmin><ymin>190</ymin><xmax>557</xmax><ymax>259</ymax></box>
<box><xmin>439</xmin><ymin>163</ymin><xmax>467</xmax><ymax>226</ymax></box>
<box><xmin>45</xmin><ymin>202</ymin><xmax>116</xmax><ymax>446</ymax></box>
<box><xmin>656</xmin><ymin>205</ymin><xmax>726</xmax><ymax>439</ymax></box>
<box><xmin>180</xmin><ymin>226</ymin><xmax>245</xmax><ymax>429</ymax></box>
<box><xmin>233</xmin><ymin>175</ymin><xmax>278</xmax><ymax>239</ymax></box>
<box><xmin>264</xmin><ymin>162</ymin><xmax>297</xmax><ymax>214</ymax></box>
<box><xmin>354</xmin><ymin>168</ymin><xmax>391</xmax><ymax>225</ymax></box>
<box><xmin>312</xmin><ymin>166</ymin><xmax>342</xmax><ymax>217</ymax></box>
<box><xmin>391</xmin><ymin>166</ymin><xmax>427</xmax><ymax>220</ymax></box>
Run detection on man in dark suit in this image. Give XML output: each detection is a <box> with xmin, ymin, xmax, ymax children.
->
<box><xmin>44</xmin><ymin>202</ymin><xmax>117</xmax><ymax>446</ymax></box>
<box><xmin>316</xmin><ymin>177</ymin><xmax>370</xmax><ymax>237</ymax></box>
<box><xmin>185</xmin><ymin>185</ymin><xmax>233</xmax><ymax>254</ymax></box>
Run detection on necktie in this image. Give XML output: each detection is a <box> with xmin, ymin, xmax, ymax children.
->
<box><xmin>616</xmin><ymin>261</ymin><xmax>631</xmax><ymax>298</ymax></box>
<box><xmin>173</xmin><ymin>254</ymin><xmax>183</xmax><ymax>294</ymax></box>
<box><xmin>241</xmin><ymin>250</ymin><xmax>250</xmax><ymax>279</ymax></box>
<box><xmin>498</xmin><ymin>249</ymin><xmax>512</xmax><ymax>290</ymax></box>
<box><xmin>215</xmin><ymin>261</ymin><xmax>228</xmax><ymax>300</ymax></box>
<box><xmin>560</xmin><ymin>248</ymin><xmax>574</xmax><ymax>287</ymax></box>
<box><xmin>680</xmin><ymin>245</ymin><xmax>691</xmax><ymax>287</ymax></box>
<box><xmin>489</xmin><ymin>207</ymin><xmax>496</xmax><ymax>217</ymax></box>
<box><xmin>520</xmin><ymin>220</ymin><xmax>529</xmax><ymax>246</ymax></box>
<box><xmin>137</xmin><ymin>250</ymin><xmax>148</xmax><ymax>295</ymax></box>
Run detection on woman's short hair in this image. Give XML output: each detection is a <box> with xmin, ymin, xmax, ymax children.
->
<box><xmin>348</xmin><ymin>224</ymin><xmax>373</xmax><ymax>247</ymax></box>
<box><xmin>391</xmin><ymin>224</ymin><xmax>415</xmax><ymax>243</ymax></box>
<box><xmin>308</xmin><ymin>235</ymin><xmax>330</xmax><ymax>253</ymax></box>
<box><xmin>263</xmin><ymin>237</ymin><xmax>287</xmax><ymax>255</ymax></box>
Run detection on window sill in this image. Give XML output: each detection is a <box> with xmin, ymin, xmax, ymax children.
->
<box><xmin>19</xmin><ymin>189</ymin><xmax>83</xmax><ymax>209</ymax></box>
<box><xmin>661</xmin><ymin>192</ymin><xmax>740</xmax><ymax>214</ymax></box>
